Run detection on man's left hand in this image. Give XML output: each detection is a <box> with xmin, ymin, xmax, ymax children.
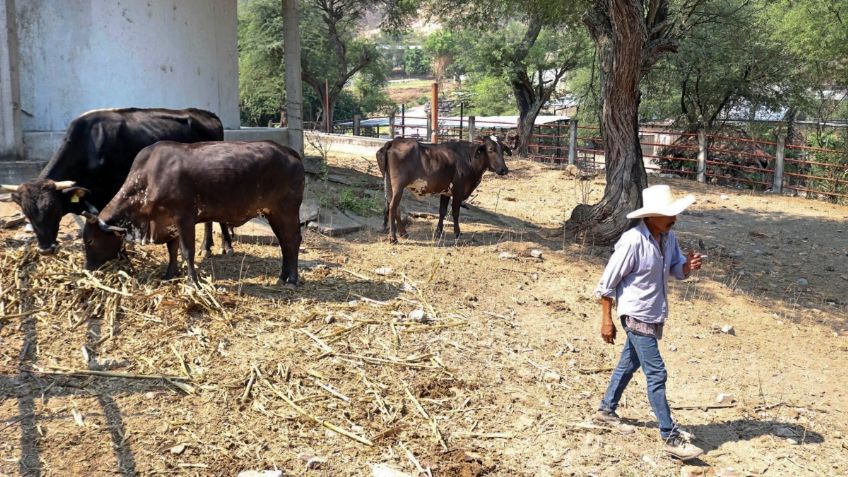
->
<box><xmin>685</xmin><ymin>251</ymin><xmax>703</xmax><ymax>275</ymax></box>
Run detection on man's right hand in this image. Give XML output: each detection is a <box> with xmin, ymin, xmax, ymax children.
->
<box><xmin>600</xmin><ymin>296</ymin><xmax>617</xmax><ymax>344</ymax></box>
<box><xmin>601</xmin><ymin>319</ymin><xmax>617</xmax><ymax>344</ymax></box>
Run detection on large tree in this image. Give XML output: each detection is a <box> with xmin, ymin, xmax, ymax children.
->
<box><xmin>425</xmin><ymin>0</ymin><xmax>590</xmax><ymax>155</ymax></box>
<box><xmin>563</xmin><ymin>0</ymin><xmax>703</xmax><ymax>245</ymax></box>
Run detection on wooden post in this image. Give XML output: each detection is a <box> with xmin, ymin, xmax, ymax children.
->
<box><xmin>282</xmin><ymin>0</ymin><xmax>303</xmax><ymax>155</ymax></box>
<box><xmin>773</xmin><ymin>133</ymin><xmax>786</xmax><ymax>193</ymax></box>
<box><xmin>430</xmin><ymin>82</ymin><xmax>439</xmax><ymax>143</ymax></box>
<box><xmin>459</xmin><ymin>102</ymin><xmax>464</xmax><ymax>141</ymax></box>
<box><xmin>697</xmin><ymin>129</ymin><xmax>707</xmax><ymax>183</ymax></box>
<box><xmin>324</xmin><ymin>79</ymin><xmax>330</xmax><ymax>133</ymax></box>
<box><xmin>468</xmin><ymin>116</ymin><xmax>476</xmax><ymax>142</ymax></box>
<box><xmin>389</xmin><ymin>109</ymin><xmax>396</xmax><ymax>138</ymax></box>
<box><xmin>568</xmin><ymin>120</ymin><xmax>578</xmax><ymax>166</ymax></box>
<box><xmin>401</xmin><ymin>104</ymin><xmax>405</xmax><ymax>138</ymax></box>
<box><xmin>353</xmin><ymin>114</ymin><xmax>361</xmax><ymax>136</ymax></box>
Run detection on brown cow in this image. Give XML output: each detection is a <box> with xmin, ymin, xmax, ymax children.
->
<box><xmin>82</xmin><ymin>140</ymin><xmax>304</xmax><ymax>286</ymax></box>
<box><xmin>376</xmin><ymin>136</ymin><xmax>510</xmax><ymax>243</ymax></box>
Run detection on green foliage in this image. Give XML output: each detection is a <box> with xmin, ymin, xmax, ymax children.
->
<box><xmin>238</xmin><ymin>0</ymin><xmax>285</xmax><ymax>126</ymax></box>
<box><xmin>403</xmin><ymin>48</ymin><xmax>430</xmax><ymax>76</ymax></box>
<box><xmin>337</xmin><ymin>188</ymin><xmax>383</xmax><ymax>216</ymax></box>
<box><xmin>462</xmin><ymin>75</ymin><xmax>518</xmax><ymax>116</ymax></box>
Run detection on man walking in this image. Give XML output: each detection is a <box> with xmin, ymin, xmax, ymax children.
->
<box><xmin>593</xmin><ymin>185</ymin><xmax>705</xmax><ymax>461</ymax></box>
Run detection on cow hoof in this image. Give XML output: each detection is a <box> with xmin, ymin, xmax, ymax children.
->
<box><xmin>222</xmin><ymin>247</ymin><xmax>234</xmax><ymax>256</ymax></box>
<box><xmin>277</xmin><ymin>278</ymin><xmax>297</xmax><ymax>290</ymax></box>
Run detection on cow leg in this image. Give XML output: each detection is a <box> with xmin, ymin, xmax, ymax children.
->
<box><xmin>387</xmin><ymin>186</ymin><xmax>404</xmax><ymax>243</ymax></box>
<box><xmin>267</xmin><ymin>211</ymin><xmax>301</xmax><ymax>286</ymax></box>
<box><xmin>382</xmin><ymin>173</ymin><xmax>393</xmax><ymax>233</ymax></box>
<box><xmin>451</xmin><ymin>195</ymin><xmax>462</xmax><ymax>240</ymax></box>
<box><xmin>435</xmin><ymin>195</ymin><xmax>450</xmax><ymax>240</ymax></box>
<box><xmin>219</xmin><ymin>222</ymin><xmax>234</xmax><ymax>255</ymax></box>
<box><xmin>178</xmin><ymin>219</ymin><xmax>200</xmax><ymax>286</ymax></box>
<box><xmin>164</xmin><ymin>239</ymin><xmax>180</xmax><ymax>280</ymax></box>
<box><xmin>201</xmin><ymin>222</ymin><xmax>214</xmax><ymax>259</ymax></box>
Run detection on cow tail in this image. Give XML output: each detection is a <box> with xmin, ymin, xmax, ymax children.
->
<box><xmin>376</xmin><ymin>141</ymin><xmax>392</xmax><ymax>231</ymax></box>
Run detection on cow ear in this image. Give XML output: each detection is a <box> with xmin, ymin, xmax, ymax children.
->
<box><xmin>475</xmin><ymin>144</ymin><xmax>486</xmax><ymax>158</ymax></box>
<box><xmin>62</xmin><ymin>186</ymin><xmax>90</xmax><ymax>203</ymax></box>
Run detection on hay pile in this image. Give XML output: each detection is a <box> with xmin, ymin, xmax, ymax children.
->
<box><xmin>0</xmin><ymin>236</ymin><xmax>498</xmax><ymax>474</ymax></box>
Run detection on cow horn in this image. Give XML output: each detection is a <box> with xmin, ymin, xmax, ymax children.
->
<box><xmin>0</xmin><ymin>184</ymin><xmax>20</xmax><ymax>192</ymax></box>
<box><xmin>97</xmin><ymin>219</ymin><xmax>126</xmax><ymax>236</ymax></box>
<box><xmin>53</xmin><ymin>180</ymin><xmax>76</xmax><ymax>190</ymax></box>
<box><xmin>81</xmin><ymin>211</ymin><xmax>99</xmax><ymax>224</ymax></box>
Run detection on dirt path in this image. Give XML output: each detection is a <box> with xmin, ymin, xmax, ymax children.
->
<box><xmin>0</xmin><ymin>157</ymin><xmax>845</xmax><ymax>476</ymax></box>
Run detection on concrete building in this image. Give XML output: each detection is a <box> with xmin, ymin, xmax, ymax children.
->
<box><xmin>1</xmin><ymin>0</ymin><xmax>296</xmax><ymax>184</ymax></box>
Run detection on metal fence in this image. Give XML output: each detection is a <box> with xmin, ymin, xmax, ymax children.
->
<box><xmin>308</xmin><ymin>114</ymin><xmax>848</xmax><ymax>204</ymax></box>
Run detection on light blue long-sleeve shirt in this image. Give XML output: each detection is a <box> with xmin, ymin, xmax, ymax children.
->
<box><xmin>594</xmin><ymin>220</ymin><xmax>688</xmax><ymax>324</ymax></box>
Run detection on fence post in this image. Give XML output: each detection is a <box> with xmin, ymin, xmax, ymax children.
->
<box><xmin>430</xmin><ymin>82</ymin><xmax>439</xmax><ymax>143</ymax></box>
<box><xmin>459</xmin><ymin>102</ymin><xmax>464</xmax><ymax>141</ymax></box>
<box><xmin>401</xmin><ymin>104</ymin><xmax>405</xmax><ymax>138</ymax></box>
<box><xmin>568</xmin><ymin>120</ymin><xmax>577</xmax><ymax>166</ymax></box>
<box><xmin>468</xmin><ymin>116</ymin><xmax>476</xmax><ymax>142</ymax></box>
<box><xmin>324</xmin><ymin>79</ymin><xmax>331</xmax><ymax>134</ymax></box>
<box><xmin>389</xmin><ymin>109</ymin><xmax>396</xmax><ymax>138</ymax></box>
<box><xmin>773</xmin><ymin>133</ymin><xmax>786</xmax><ymax>193</ymax></box>
<box><xmin>697</xmin><ymin>129</ymin><xmax>707</xmax><ymax>183</ymax></box>
<box><xmin>353</xmin><ymin>114</ymin><xmax>361</xmax><ymax>136</ymax></box>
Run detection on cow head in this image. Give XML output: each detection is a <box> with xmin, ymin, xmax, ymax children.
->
<box><xmin>475</xmin><ymin>136</ymin><xmax>510</xmax><ymax>176</ymax></box>
<box><xmin>81</xmin><ymin>211</ymin><xmax>127</xmax><ymax>271</ymax></box>
<box><xmin>1</xmin><ymin>180</ymin><xmax>91</xmax><ymax>254</ymax></box>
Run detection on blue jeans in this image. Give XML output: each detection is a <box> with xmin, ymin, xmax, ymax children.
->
<box><xmin>599</xmin><ymin>322</ymin><xmax>678</xmax><ymax>439</ymax></box>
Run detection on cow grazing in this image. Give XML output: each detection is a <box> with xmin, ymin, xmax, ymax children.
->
<box><xmin>376</xmin><ymin>136</ymin><xmax>510</xmax><ymax>243</ymax></box>
<box><xmin>0</xmin><ymin>108</ymin><xmax>232</xmax><ymax>256</ymax></box>
<box><xmin>82</xmin><ymin>140</ymin><xmax>305</xmax><ymax>287</ymax></box>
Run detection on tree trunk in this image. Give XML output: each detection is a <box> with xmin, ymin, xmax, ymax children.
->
<box><xmin>516</xmin><ymin>100</ymin><xmax>544</xmax><ymax>158</ymax></box>
<box><xmin>564</xmin><ymin>0</ymin><xmax>648</xmax><ymax>245</ymax></box>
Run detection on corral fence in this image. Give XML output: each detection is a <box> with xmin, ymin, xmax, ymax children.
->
<box><xmin>310</xmin><ymin>109</ymin><xmax>848</xmax><ymax>204</ymax></box>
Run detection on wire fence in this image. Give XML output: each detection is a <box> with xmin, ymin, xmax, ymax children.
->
<box><xmin>307</xmin><ymin>114</ymin><xmax>848</xmax><ymax>204</ymax></box>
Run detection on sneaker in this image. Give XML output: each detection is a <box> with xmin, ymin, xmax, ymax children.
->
<box><xmin>593</xmin><ymin>410</ymin><xmax>636</xmax><ymax>433</ymax></box>
<box><xmin>593</xmin><ymin>410</ymin><xmax>623</xmax><ymax>425</ymax></box>
<box><xmin>665</xmin><ymin>435</ymin><xmax>704</xmax><ymax>460</ymax></box>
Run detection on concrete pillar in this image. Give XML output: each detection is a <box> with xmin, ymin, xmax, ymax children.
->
<box><xmin>283</xmin><ymin>0</ymin><xmax>304</xmax><ymax>156</ymax></box>
<box><xmin>468</xmin><ymin>116</ymin><xmax>476</xmax><ymax>142</ymax></box>
<box><xmin>773</xmin><ymin>133</ymin><xmax>785</xmax><ymax>193</ymax></box>
<box><xmin>0</xmin><ymin>0</ymin><xmax>23</xmax><ymax>161</ymax></box>
<box><xmin>568</xmin><ymin>119</ymin><xmax>578</xmax><ymax>166</ymax></box>
<box><xmin>353</xmin><ymin>114</ymin><xmax>361</xmax><ymax>136</ymax></box>
<box><xmin>697</xmin><ymin>129</ymin><xmax>707</xmax><ymax>183</ymax></box>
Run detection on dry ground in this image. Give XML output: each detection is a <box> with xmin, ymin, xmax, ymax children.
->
<box><xmin>0</xmin><ymin>155</ymin><xmax>846</xmax><ymax>477</ymax></box>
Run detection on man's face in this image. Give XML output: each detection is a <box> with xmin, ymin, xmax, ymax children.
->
<box><xmin>645</xmin><ymin>215</ymin><xmax>677</xmax><ymax>234</ymax></box>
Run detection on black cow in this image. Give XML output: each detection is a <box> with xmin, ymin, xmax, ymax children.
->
<box><xmin>1</xmin><ymin>108</ymin><xmax>232</xmax><ymax>256</ymax></box>
<box><xmin>376</xmin><ymin>136</ymin><xmax>510</xmax><ymax>243</ymax></box>
<box><xmin>82</xmin><ymin>141</ymin><xmax>304</xmax><ymax>287</ymax></box>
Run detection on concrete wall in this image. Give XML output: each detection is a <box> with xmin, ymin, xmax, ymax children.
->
<box><xmin>15</xmin><ymin>0</ymin><xmax>239</xmax><ymax>131</ymax></box>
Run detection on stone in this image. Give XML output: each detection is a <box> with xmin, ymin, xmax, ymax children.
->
<box><xmin>542</xmin><ymin>371</ymin><xmax>561</xmax><ymax>383</ymax></box>
<box><xmin>499</xmin><ymin>251</ymin><xmax>517</xmax><ymax>260</ymax></box>
<box><xmin>716</xmin><ymin>469</ymin><xmax>740</xmax><ymax>477</ymax></box>
<box><xmin>530</xmin><ymin>249</ymin><xmax>543</xmax><ymax>259</ymax></box>
<box><xmin>169</xmin><ymin>444</ymin><xmax>186</xmax><ymax>455</ymax></box>
<box><xmin>773</xmin><ymin>426</ymin><xmax>796</xmax><ymax>438</ymax></box>
<box><xmin>715</xmin><ymin>393</ymin><xmax>735</xmax><ymax>404</ymax></box>
<box><xmin>720</xmin><ymin>194</ymin><xmax>730</xmax><ymax>200</ymax></box>
<box><xmin>796</xmin><ymin>278</ymin><xmax>809</xmax><ymax>286</ymax></box>
<box><xmin>681</xmin><ymin>466</ymin><xmax>716</xmax><ymax>477</ymax></box>
<box><xmin>305</xmin><ymin>456</ymin><xmax>327</xmax><ymax>470</ymax></box>
<box><xmin>720</xmin><ymin>325</ymin><xmax>735</xmax><ymax>335</ymax></box>
<box><xmin>372</xmin><ymin>464</ymin><xmax>413</xmax><ymax>477</ymax></box>
<box><xmin>373</xmin><ymin>266</ymin><xmax>393</xmax><ymax>276</ymax></box>
<box><xmin>408</xmin><ymin>309</ymin><xmax>427</xmax><ymax>323</ymax></box>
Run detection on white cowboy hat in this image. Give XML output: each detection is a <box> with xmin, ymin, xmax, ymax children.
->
<box><xmin>626</xmin><ymin>185</ymin><xmax>695</xmax><ymax>219</ymax></box>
